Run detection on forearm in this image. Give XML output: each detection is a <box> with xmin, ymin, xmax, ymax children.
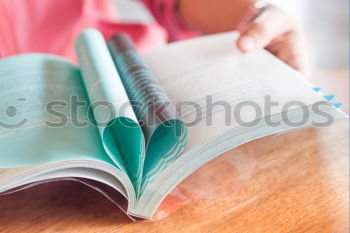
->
<box><xmin>178</xmin><ymin>0</ymin><xmax>255</xmax><ymax>34</ymax></box>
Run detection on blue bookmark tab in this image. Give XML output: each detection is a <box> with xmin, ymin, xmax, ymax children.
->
<box><xmin>332</xmin><ymin>103</ymin><xmax>343</xmax><ymax>108</ymax></box>
<box><xmin>313</xmin><ymin>87</ymin><xmax>322</xmax><ymax>92</ymax></box>
<box><xmin>324</xmin><ymin>95</ymin><xmax>335</xmax><ymax>101</ymax></box>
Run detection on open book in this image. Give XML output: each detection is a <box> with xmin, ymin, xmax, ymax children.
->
<box><xmin>0</xmin><ymin>29</ymin><xmax>346</xmax><ymax>220</ymax></box>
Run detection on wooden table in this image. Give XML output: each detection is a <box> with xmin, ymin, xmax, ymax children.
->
<box><xmin>0</xmin><ymin>70</ymin><xmax>348</xmax><ymax>233</ymax></box>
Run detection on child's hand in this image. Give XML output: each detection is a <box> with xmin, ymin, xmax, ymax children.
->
<box><xmin>237</xmin><ymin>6</ymin><xmax>309</xmax><ymax>74</ymax></box>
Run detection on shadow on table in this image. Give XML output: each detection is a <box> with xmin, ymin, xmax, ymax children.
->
<box><xmin>0</xmin><ymin>180</ymin><xmax>132</xmax><ymax>227</ymax></box>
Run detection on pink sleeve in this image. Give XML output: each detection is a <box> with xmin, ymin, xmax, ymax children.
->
<box><xmin>141</xmin><ymin>0</ymin><xmax>200</xmax><ymax>41</ymax></box>
<box><xmin>0</xmin><ymin>0</ymin><xmax>168</xmax><ymax>60</ymax></box>
<box><xmin>142</xmin><ymin>0</ymin><xmax>264</xmax><ymax>41</ymax></box>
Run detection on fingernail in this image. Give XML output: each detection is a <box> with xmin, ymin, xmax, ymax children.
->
<box><xmin>240</xmin><ymin>36</ymin><xmax>256</xmax><ymax>52</ymax></box>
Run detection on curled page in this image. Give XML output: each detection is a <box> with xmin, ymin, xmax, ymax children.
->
<box><xmin>107</xmin><ymin>34</ymin><xmax>187</xmax><ymax>193</ymax></box>
<box><xmin>75</xmin><ymin>29</ymin><xmax>144</xmax><ymax>191</ymax></box>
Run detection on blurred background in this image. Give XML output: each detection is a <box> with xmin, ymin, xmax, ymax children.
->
<box><xmin>115</xmin><ymin>0</ymin><xmax>349</xmax><ymax>70</ymax></box>
<box><xmin>266</xmin><ymin>0</ymin><xmax>349</xmax><ymax>70</ymax></box>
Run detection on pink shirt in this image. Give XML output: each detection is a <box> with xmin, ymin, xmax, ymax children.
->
<box><xmin>0</xmin><ymin>0</ymin><xmax>258</xmax><ymax>62</ymax></box>
<box><xmin>0</xmin><ymin>0</ymin><xmax>197</xmax><ymax>61</ymax></box>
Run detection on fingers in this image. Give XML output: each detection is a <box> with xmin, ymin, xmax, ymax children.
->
<box><xmin>266</xmin><ymin>31</ymin><xmax>310</xmax><ymax>74</ymax></box>
<box><xmin>237</xmin><ymin>7</ymin><xmax>298</xmax><ymax>53</ymax></box>
<box><xmin>236</xmin><ymin>7</ymin><xmax>310</xmax><ymax>74</ymax></box>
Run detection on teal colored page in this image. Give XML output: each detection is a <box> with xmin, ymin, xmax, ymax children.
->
<box><xmin>75</xmin><ymin>29</ymin><xmax>145</xmax><ymax>191</ymax></box>
<box><xmin>0</xmin><ymin>54</ymin><xmax>114</xmax><ymax>168</ymax></box>
<box><xmin>107</xmin><ymin>33</ymin><xmax>188</xmax><ymax>194</ymax></box>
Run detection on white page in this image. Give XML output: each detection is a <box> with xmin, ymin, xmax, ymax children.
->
<box><xmin>142</xmin><ymin>32</ymin><xmax>331</xmax><ymax>149</ymax></box>
<box><xmin>0</xmin><ymin>167</ymin><xmax>37</xmax><ymax>182</ymax></box>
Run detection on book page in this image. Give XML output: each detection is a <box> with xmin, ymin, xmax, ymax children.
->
<box><xmin>0</xmin><ymin>167</ymin><xmax>36</xmax><ymax>182</ymax></box>
<box><xmin>133</xmin><ymin>32</ymin><xmax>347</xmax><ymax>218</ymax></box>
<box><xmin>0</xmin><ymin>54</ymin><xmax>113</xmax><ymax>168</ymax></box>
<box><xmin>142</xmin><ymin>32</ymin><xmax>331</xmax><ymax>150</ymax></box>
<box><xmin>75</xmin><ymin>29</ymin><xmax>145</xmax><ymax>190</ymax></box>
<box><xmin>107</xmin><ymin>33</ymin><xmax>187</xmax><ymax>192</ymax></box>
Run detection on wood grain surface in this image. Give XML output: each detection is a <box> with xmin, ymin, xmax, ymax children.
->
<box><xmin>0</xmin><ymin>70</ymin><xmax>348</xmax><ymax>233</ymax></box>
